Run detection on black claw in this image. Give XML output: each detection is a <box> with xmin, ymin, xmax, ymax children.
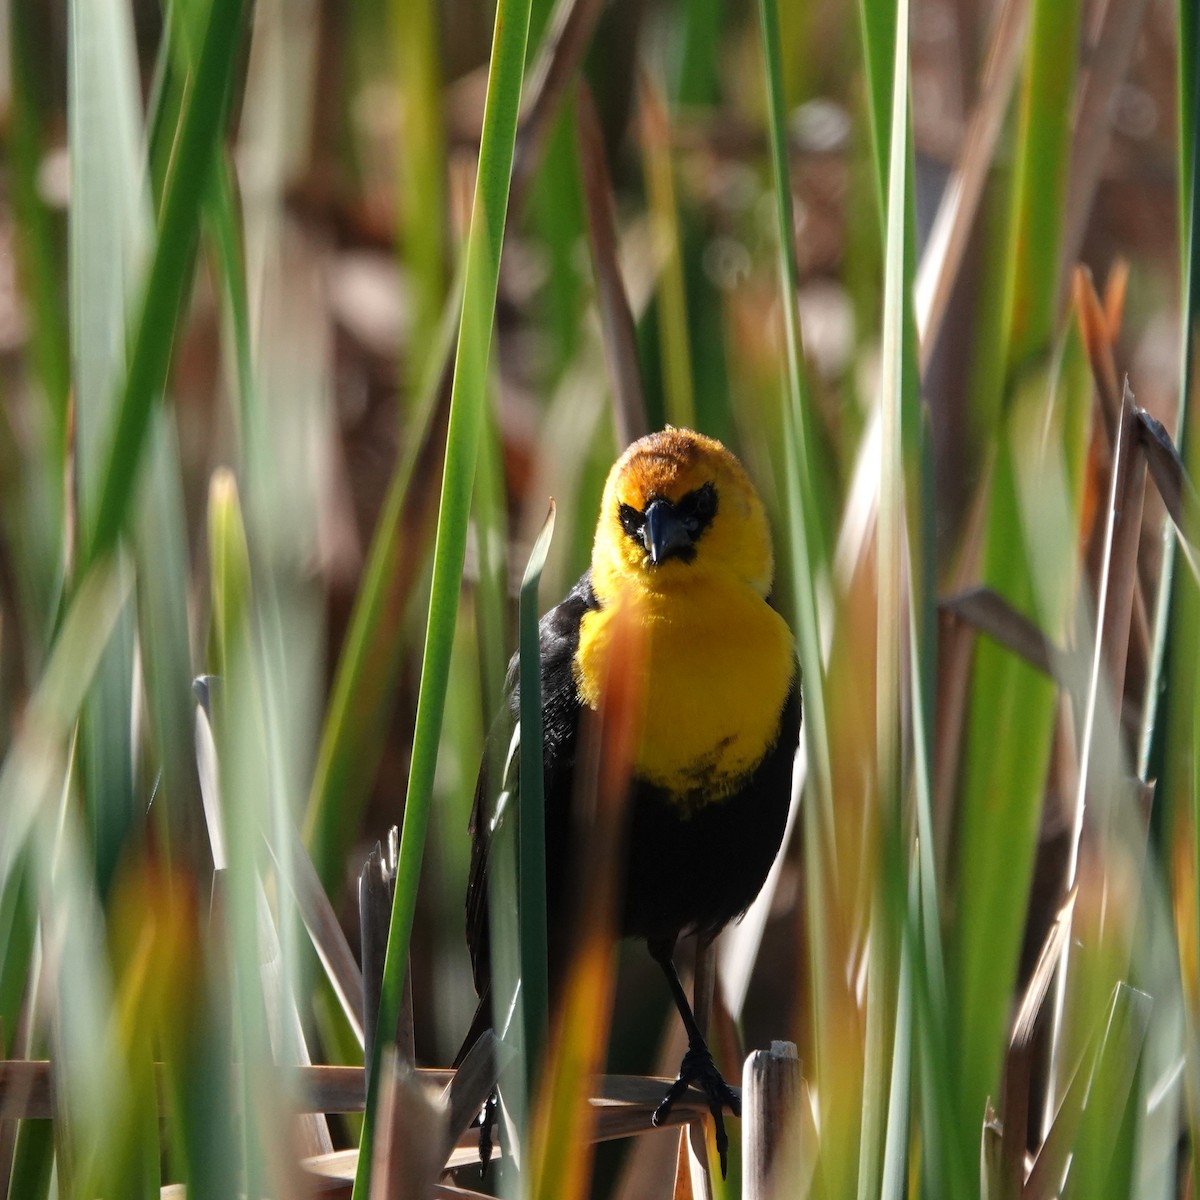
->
<box><xmin>651</xmin><ymin>1041</ymin><xmax>741</xmax><ymax>1179</ymax></box>
<box><xmin>477</xmin><ymin>1090</ymin><xmax>499</xmax><ymax>1177</ymax></box>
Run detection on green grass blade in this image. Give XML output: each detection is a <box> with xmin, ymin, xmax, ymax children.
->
<box><xmin>1164</xmin><ymin>0</ymin><xmax>1200</xmax><ymax>1176</ymax></box>
<box><xmin>953</xmin><ymin>329</ymin><xmax>1092</xmax><ymax>1166</ymax></box>
<box><xmin>350</xmin><ymin>0</ymin><xmax>534</xmax><ymax>1188</ymax></box>
<box><xmin>0</xmin><ymin>855</ymin><xmax>34</xmax><ymax>1056</ymax></box>
<box><xmin>7</xmin><ymin>1117</ymin><xmax>53</xmax><ymax>1200</ymax></box>
<box><xmin>146</xmin><ymin>0</ymin><xmax>209</xmax><ymax>211</ymax></box>
<box><xmin>133</xmin><ymin>417</ymin><xmax>204</xmax><ymax>863</ymax></box>
<box><xmin>0</xmin><ymin>559</ymin><xmax>130</xmax><ymax>1194</ymax></box>
<box><xmin>67</xmin><ymin>0</ymin><xmax>147</xmax><ymax>896</ymax></box>
<box><xmin>206</xmin><ymin>153</ymin><xmax>258</xmax><ymax>450</ymax></box>
<box><xmin>518</xmin><ymin>502</ymin><xmax>556</xmax><ymax>1086</ymax></box>
<box><xmin>528</xmin><ymin>110</ymin><xmax>588</xmax><ymax>379</ymax></box>
<box><xmin>640</xmin><ymin>76</ymin><xmax>695</xmax><ymax>431</ymax></box>
<box><xmin>756</xmin><ymin>6</ymin><xmax>848</xmax><ymax>1183</ymax></box>
<box><xmin>205</xmin><ymin>468</ymin><xmax>306</xmax><ymax>1195</ymax></box>
<box><xmin>859</xmin><ymin>0</ymin><xmax>957</xmax><ymax>1191</ymax></box>
<box><xmin>674</xmin><ymin>0</ymin><xmax>722</xmax><ymax>106</ymax></box>
<box><xmin>393</xmin><ymin>0</ymin><xmax>448</xmax><ymax>374</ymax></box>
<box><xmin>1181</xmin><ymin>0</ymin><xmax>1200</xmax><ymax>432</ymax></box>
<box><xmin>1141</xmin><ymin>0</ymin><xmax>1200</xmax><ymax>786</ymax></box>
<box><xmin>9</xmin><ymin>0</ymin><xmax>69</xmax><ymax>469</ymax></box>
<box><xmin>1000</xmin><ymin>0</ymin><xmax>1084</xmax><ymax>381</ymax></box>
<box><xmin>756</xmin><ymin>0</ymin><xmax>833</xmax><ymax>819</ymax></box>
<box><xmin>84</xmin><ymin>0</ymin><xmax>250</xmax><ymax>562</ymax></box>
<box><xmin>68</xmin><ymin>0</ymin><xmax>149</xmax><ymax>530</ymax></box>
<box><xmin>302</xmin><ymin>271</ymin><xmax>461</xmax><ymax>890</ymax></box>
<box><xmin>861</xmin><ymin>0</ymin><xmax>915</xmax><ymax>1192</ymax></box>
<box><xmin>949</xmin><ymin>0</ymin><xmax>1085</xmax><ymax>1169</ymax></box>
<box><xmin>207</xmin><ymin>469</ymin><xmax>251</xmax><ymax>680</ymax></box>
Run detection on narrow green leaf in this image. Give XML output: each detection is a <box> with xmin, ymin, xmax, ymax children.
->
<box><xmin>863</xmin><ymin>1</ymin><xmax>914</xmax><ymax>1194</ymax></box>
<box><xmin>1001</xmin><ymin>0</ymin><xmax>1084</xmax><ymax>380</ymax></box>
<box><xmin>133</xmin><ymin>416</ymin><xmax>204</xmax><ymax>864</ymax></box>
<box><xmin>207</xmin><ymin>468</ymin><xmax>252</xmax><ymax>681</ymax></box>
<box><xmin>9</xmin><ymin>0</ymin><xmax>69</xmax><ymax>463</ymax></box>
<box><xmin>351</xmin><ymin>0</ymin><xmax>534</xmax><ymax>1188</ymax></box>
<box><xmin>85</xmin><ymin>0</ymin><xmax>250</xmax><ymax>561</ymax></box>
<box><xmin>953</xmin><ymin>330</ymin><xmax>1092</xmax><ymax>1166</ymax></box>
<box><xmin>302</xmin><ymin>269</ymin><xmax>461</xmax><ymax>890</ymax></box>
<box><xmin>393</xmin><ymin>0</ymin><xmax>448</xmax><ymax>373</ymax></box>
<box><xmin>68</xmin><ymin>0</ymin><xmax>149</xmax><ymax>527</ymax></box>
<box><xmin>756</xmin><ymin>0</ymin><xmax>833</xmax><ymax>834</ymax></box>
<box><xmin>640</xmin><ymin>76</ymin><xmax>695</xmax><ymax>431</ymax></box>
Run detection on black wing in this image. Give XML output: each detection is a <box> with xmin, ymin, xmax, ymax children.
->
<box><xmin>463</xmin><ymin>571</ymin><xmax>600</xmax><ymax>999</ymax></box>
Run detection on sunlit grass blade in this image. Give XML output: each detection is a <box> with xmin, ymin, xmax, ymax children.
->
<box><xmin>1044</xmin><ymin>382</ymin><xmax>1147</xmax><ymax>1128</ymax></box>
<box><xmin>351</xmin><ymin>0</ymin><xmax>534</xmax><ymax>1188</ymax></box>
<box><xmin>859</xmin><ymin>0</ymin><xmax>915</xmax><ymax>1191</ymax></box>
<box><xmin>755</xmin><ymin>0</ymin><xmax>833</xmax><ymax>845</ymax></box>
<box><xmin>756</xmin><ymin>0</ymin><xmax>846</xmax><ymax>1188</ymax></box>
<box><xmin>947</xmin><ymin>0</ymin><xmax>1088</xmax><ymax>1170</ymax></box>
<box><xmin>518</xmin><ymin>503</ymin><xmax>556</xmax><ymax>1085</ymax></box>
<box><xmin>205</xmin><ymin>469</ymin><xmax>314</xmax><ymax>1193</ymax></box>
<box><xmin>953</xmin><ymin>317</ymin><xmax>1093</xmax><ymax>1169</ymax></box>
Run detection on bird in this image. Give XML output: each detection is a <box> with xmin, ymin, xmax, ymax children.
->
<box><xmin>461</xmin><ymin>426</ymin><xmax>801</xmax><ymax>1177</ymax></box>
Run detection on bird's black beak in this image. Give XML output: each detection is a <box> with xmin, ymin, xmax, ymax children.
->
<box><xmin>643</xmin><ymin>498</ymin><xmax>692</xmax><ymax>565</ymax></box>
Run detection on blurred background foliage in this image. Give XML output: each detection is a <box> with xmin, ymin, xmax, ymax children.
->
<box><xmin>0</xmin><ymin>0</ymin><xmax>1195</xmax><ymax>1196</ymax></box>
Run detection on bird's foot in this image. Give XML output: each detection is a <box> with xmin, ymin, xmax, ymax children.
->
<box><xmin>477</xmin><ymin>1089</ymin><xmax>499</xmax><ymax>1176</ymax></box>
<box><xmin>652</xmin><ymin>1040</ymin><xmax>741</xmax><ymax>1178</ymax></box>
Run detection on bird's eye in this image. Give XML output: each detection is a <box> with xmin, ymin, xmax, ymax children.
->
<box><xmin>677</xmin><ymin>483</ymin><xmax>717</xmax><ymax>537</ymax></box>
<box><xmin>619</xmin><ymin>503</ymin><xmax>644</xmax><ymax>540</ymax></box>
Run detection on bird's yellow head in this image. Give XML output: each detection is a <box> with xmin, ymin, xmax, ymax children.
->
<box><xmin>591</xmin><ymin>428</ymin><xmax>775</xmax><ymax>602</ymax></box>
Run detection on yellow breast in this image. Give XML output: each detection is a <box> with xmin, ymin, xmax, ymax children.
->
<box><xmin>574</xmin><ymin>579</ymin><xmax>795</xmax><ymax>807</ymax></box>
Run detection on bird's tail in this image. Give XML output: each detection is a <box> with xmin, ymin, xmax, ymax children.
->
<box><xmin>453</xmin><ymin>984</ymin><xmax>493</xmax><ymax>1069</ymax></box>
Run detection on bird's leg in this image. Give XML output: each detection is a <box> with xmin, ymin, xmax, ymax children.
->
<box><xmin>477</xmin><ymin>1089</ymin><xmax>499</xmax><ymax>1176</ymax></box>
<box><xmin>648</xmin><ymin>938</ymin><xmax>740</xmax><ymax>1178</ymax></box>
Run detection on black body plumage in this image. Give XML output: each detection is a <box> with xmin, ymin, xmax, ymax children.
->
<box><xmin>464</xmin><ymin>570</ymin><xmax>799</xmax><ymax>997</ymax></box>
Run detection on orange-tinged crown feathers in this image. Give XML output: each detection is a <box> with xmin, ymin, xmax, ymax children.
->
<box><xmin>590</xmin><ymin>428</ymin><xmax>775</xmax><ymax>602</ymax></box>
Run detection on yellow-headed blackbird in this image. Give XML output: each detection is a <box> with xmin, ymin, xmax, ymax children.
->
<box><xmin>464</xmin><ymin>427</ymin><xmax>800</xmax><ymax>1175</ymax></box>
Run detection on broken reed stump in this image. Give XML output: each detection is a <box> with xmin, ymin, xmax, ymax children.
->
<box><xmin>359</xmin><ymin>827</ymin><xmax>414</xmax><ymax>1079</ymax></box>
<box><xmin>742</xmin><ymin>1041</ymin><xmax>801</xmax><ymax>1200</ymax></box>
